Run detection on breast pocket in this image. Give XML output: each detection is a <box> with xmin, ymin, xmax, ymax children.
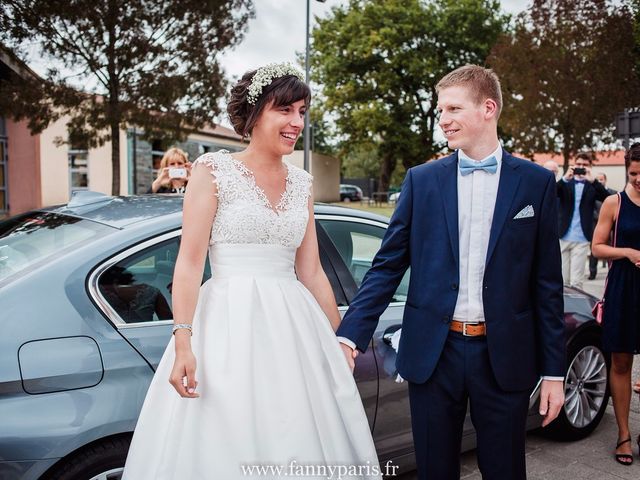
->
<box><xmin>510</xmin><ymin>217</ymin><xmax>537</xmax><ymax>227</ymax></box>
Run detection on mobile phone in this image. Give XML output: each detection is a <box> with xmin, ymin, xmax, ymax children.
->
<box><xmin>169</xmin><ymin>168</ymin><xmax>187</xmax><ymax>179</ymax></box>
<box><xmin>573</xmin><ymin>167</ymin><xmax>586</xmax><ymax>175</ymax></box>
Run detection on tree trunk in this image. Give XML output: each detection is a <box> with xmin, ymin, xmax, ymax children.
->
<box><xmin>562</xmin><ymin>144</ymin><xmax>571</xmax><ymax>172</ymax></box>
<box><xmin>378</xmin><ymin>153</ymin><xmax>395</xmax><ymax>192</ymax></box>
<box><xmin>111</xmin><ymin>120</ymin><xmax>120</xmax><ymax>195</ymax></box>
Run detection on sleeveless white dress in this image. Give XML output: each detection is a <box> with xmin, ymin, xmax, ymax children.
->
<box><xmin>122</xmin><ymin>150</ymin><xmax>381</xmax><ymax>479</ymax></box>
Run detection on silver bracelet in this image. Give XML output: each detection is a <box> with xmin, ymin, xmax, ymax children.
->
<box><xmin>172</xmin><ymin>324</ymin><xmax>193</xmax><ymax>335</ymax></box>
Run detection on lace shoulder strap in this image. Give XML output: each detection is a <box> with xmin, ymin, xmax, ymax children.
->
<box><xmin>282</xmin><ymin>163</ymin><xmax>313</xmax><ymax>210</ymax></box>
<box><xmin>192</xmin><ymin>150</ymin><xmax>240</xmax><ymax>199</ymax></box>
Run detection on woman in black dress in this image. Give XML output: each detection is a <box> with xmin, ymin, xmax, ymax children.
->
<box><xmin>592</xmin><ymin>143</ymin><xmax>640</xmax><ymax>465</ymax></box>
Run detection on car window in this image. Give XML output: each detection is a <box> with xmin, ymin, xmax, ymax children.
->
<box><xmin>319</xmin><ymin>219</ymin><xmax>409</xmax><ymax>302</ymax></box>
<box><xmin>564</xmin><ymin>292</ymin><xmax>595</xmax><ymax>319</ymax></box>
<box><xmin>0</xmin><ymin>212</ymin><xmax>112</xmax><ymax>284</ymax></box>
<box><xmin>97</xmin><ymin>235</ymin><xmax>211</xmax><ymax>324</ymax></box>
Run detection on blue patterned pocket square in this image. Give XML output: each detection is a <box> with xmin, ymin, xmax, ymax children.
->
<box><xmin>513</xmin><ymin>205</ymin><xmax>534</xmax><ymax>219</ymax></box>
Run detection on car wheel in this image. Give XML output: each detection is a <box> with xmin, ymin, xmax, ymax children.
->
<box><xmin>42</xmin><ymin>436</ymin><xmax>130</xmax><ymax>480</ymax></box>
<box><xmin>545</xmin><ymin>332</ymin><xmax>609</xmax><ymax>440</ymax></box>
<box><xmin>343</xmin><ymin>197</ymin><xmax>352</xmax><ymax>202</ymax></box>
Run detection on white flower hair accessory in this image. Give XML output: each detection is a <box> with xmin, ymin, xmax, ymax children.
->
<box><xmin>246</xmin><ymin>63</ymin><xmax>305</xmax><ymax>105</ymax></box>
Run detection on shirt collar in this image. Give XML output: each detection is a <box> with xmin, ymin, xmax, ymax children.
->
<box><xmin>458</xmin><ymin>144</ymin><xmax>502</xmax><ymax>164</ymax></box>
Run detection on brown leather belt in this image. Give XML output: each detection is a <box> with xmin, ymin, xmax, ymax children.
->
<box><xmin>449</xmin><ymin>320</ymin><xmax>486</xmax><ymax>336</ymax></box>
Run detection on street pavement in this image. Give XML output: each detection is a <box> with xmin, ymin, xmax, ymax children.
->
<box><xmin>397</xmin><ymin>265</ymin><xmax>640</xmax><ymax>479</ymax></box>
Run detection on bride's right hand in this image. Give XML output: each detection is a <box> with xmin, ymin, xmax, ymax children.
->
<box><xmin>169</xmin><ymin>349</ymin><xmax>200</xmax><ymax>398</ymax></box>
<box><xmin>340</xmin><ymin>343</ymin><xmax>358</xmax><ymax>373</ymax></box>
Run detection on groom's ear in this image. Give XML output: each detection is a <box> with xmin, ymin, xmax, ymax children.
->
<box><xmin>483</xmin><ymin>98</ymin><xmax>499</xmax><ymax>121</ymax></box>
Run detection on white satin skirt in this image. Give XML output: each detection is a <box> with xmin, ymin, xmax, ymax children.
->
<box><xmin>122</xmin><ymin>244</ymin><xmax>381</xmax><ymax>479</ymax></box>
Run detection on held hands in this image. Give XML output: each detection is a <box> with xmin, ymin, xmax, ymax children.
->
<box><xmin>169</xmin><ymin>345</ymin><xmax>199</xmax><ymax>398</ymax></box>
<box><xmin>340</xmin><ymin>343</ymin><xmax>359</xmax><ymax>373</ymax></box>
<box><xmin>539</xmin><ymin>379</ymin><xmax>564</xmax><ymax>427</ymax></box>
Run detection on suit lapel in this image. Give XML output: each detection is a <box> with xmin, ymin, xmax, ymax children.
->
<box><xmin>485</xmin><ymin>152</ymin><xmax>522</xmax><ymax>265</ymax></box>
<box><xmin>436</xmin><ymin>153</ymin><xmax>459</xmax><ymax>267</ymax></box>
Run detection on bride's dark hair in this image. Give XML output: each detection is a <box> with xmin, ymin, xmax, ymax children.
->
<box><xmin>227</xmin><ymin>70</ymin><xmax>311</xmax><ymax>137</ymax></box>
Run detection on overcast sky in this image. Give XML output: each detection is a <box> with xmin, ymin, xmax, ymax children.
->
<box><xmin>21</xmin><ymin>0</ymin><xmax>532</xmax><ymax>127</ymax></box>
<box><xmin>220</xmin><ymin>0</ymin><xmax>532</xmax><ymax>81</ymax></box>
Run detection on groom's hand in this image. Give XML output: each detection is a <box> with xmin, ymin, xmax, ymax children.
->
<box><xmin>539</xmin><ymin>379</ymin><xmax>564</xmax><ymax>427</ymax></box>
<box><xmin>340</xmin><ymin>343</ymin><xmax>359</xmax><ymax>373</ymax></box>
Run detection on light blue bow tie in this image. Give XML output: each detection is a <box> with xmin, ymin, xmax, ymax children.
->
<box><xmin>459</xmin><ymin>156</ymin><xmax>498</xmax><ymax>176</ymax></box>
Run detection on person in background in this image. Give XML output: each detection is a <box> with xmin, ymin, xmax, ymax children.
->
<box><xmin>592</xmin><ymin>143</ymin><xmax>640</xmax><ymax>466</ymax></box>
<box><xmin>589</xmin><ymin>172</ymin><xmax>617</xmax><ymax>280</ymax></box>
<box><xmin>148</xmin><ymin>147</ymin><xmax>191</xmax><ymax>194</ymax></box>
<box><xmin>557</xmin><ymin>152</ymin><xmax>611</xmax><ymax>289</ymax></box>
<box><xmin>543</xmin><ymin>160</ymin><xmax>559</xmax><ymax>178</ymax></box>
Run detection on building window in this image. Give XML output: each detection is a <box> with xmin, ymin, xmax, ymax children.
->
<box><xmin>0</xmin><ymin>117</ymin><xmax>7</xmax><ymax>214</ymax></box>
<box><xmin>68</xmin><ymin>148</ymin><xmax>89</xmax><ymax>195</ymax></box>
<box><xmin>151</xmin><ymin>139</ymin><xmax>165</xmax><ymax>173</ymax></box>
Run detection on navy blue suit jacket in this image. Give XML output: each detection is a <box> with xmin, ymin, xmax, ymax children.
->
<box><xmin>336</xmin><ymin>151</ymin><xmax>565</xmax><ymax>392</ymax></box>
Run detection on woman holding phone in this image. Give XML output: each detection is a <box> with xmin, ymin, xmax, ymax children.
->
<box><xmin>148</xmin><ymin>147</ymin><xmax>191</xmax><ymax>194</ymax></box>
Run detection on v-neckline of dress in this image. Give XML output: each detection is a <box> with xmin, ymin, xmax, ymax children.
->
<box><xmin>227</xmin><ymin>153</ymin><xmax>291</xmax><ymax>215</ymax></box>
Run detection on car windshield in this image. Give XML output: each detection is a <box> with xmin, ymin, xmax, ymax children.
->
<box><xmin>0</xmin><ymin>212</ymin><xmax>113</xmax><ymax>283</ymax></box>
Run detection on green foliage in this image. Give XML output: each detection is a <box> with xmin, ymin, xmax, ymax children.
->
<box><xmin>489</xmin><ymin>0</ymin><xmax>640</xmax><ymax>169</ymax></box>
<box><xmin>294</xmin><ymin>109</ymin><xmax>336</xmax><ymax>156</ymax></box>
<box><xmin>310</xmin><ymin>0</ymin><xmax>508</xmax><ymax>189</ymax></box>
<box><xmin>631</xmin><ymin>0</ymin><xmax>640</xmax><ymax>78</ymax></box>
<box><xmin>341</xmin><ymin>141</ymin><xmax>380</xmax><ymax>179</ymax></box>
<box><xmin>0</xmin><ymin>0</ymin><xmax>253</xmax><ymax>194</ymax></box>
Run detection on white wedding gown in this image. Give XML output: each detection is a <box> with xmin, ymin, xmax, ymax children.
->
<box><xmin>122</xmin><ymin>150</ymin><xmax>381</xmax><ymax>479</ymax></box>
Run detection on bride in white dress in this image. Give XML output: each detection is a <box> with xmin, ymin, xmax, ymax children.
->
<box><xmin>121</xmin><ymin>64</ymin><xmax>381</xmax><ymax>479</ymax></box>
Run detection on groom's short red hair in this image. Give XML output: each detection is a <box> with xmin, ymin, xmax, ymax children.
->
<box><xmin>436</xmin><ymin>65</ymin><xmax>503</xmax><ymax>118</ymax></box>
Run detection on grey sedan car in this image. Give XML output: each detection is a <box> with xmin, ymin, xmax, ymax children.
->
<box><xmin>0</xmin><ymin>192</ymin><xmax>608</xmax><ymax>479</ymax></box>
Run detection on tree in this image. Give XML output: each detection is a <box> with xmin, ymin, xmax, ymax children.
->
<box><xmin>631</xmin><ymin>0</ymin><xmax>640</xmax><ymax>78</ymax></box>
<box><xmin>0</xmin><ymin>0</ymin><xmax>253</xmax><ymax>195</ymax></box>
<box><xmin>488</xmin><ymin>0</ymin><xmax>640</xmax><ymax>169</ymax></box>
<box><xmin>310</xmin><ymin>0</ymin><xmax>508</xmax><ymax>190</ymax></box>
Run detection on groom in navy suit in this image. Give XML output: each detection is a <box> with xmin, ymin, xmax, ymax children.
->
<box><xmin>337</xmin><ymin>65</ymin><xmax>566</xmax><ymax>479</ymax></box>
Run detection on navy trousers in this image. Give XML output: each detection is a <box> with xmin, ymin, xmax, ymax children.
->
<box><xmin>408</xmin><ymin>331</ymin><xmax>531</xmax><ymax>480</ymax></box>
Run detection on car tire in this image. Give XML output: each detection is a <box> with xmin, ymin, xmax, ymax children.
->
<box><xmin>343</xmin><ymin>197</ymin><xmax>352</xmax><ymax>203</ymax></box>
<box><xmin>544</xmin><ymin>331</ymin><xmax>609</xmax><ymax>441</ymax></box>
<box><xmin>42</xmin><ymin>435</ymin><xmax>130</xmax><ymax>480</ymax></box>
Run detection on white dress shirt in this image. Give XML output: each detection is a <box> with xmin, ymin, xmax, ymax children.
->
<box><xmin>337</xmin><ymin>146</ymin><xmax>501</xmax><ymax>351</ymax></box>
<box><xmin>453</xmin><ymin>144</ymin><xmax>502</xmax><ymax>323</ymax></box>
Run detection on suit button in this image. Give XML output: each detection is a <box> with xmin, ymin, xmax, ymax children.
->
<box><xmin>442</xmin><ymin>315</ymin><xmax>450</xmax><ymax>324</ymax></box>
<box><xmin>451</xmin><ymin>283</ymin><xmax>458</xmax><ymax>290</ymax></box>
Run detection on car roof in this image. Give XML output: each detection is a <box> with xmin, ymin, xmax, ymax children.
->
<box><xmin>36</xmin><ymin>192</ymin><xmax>390</xmax><ymax>228</ymax></box>
<box><xmin>40</xmin><ymin>194</ymin><xmax>186</xmax><ymax>228</ymax></box>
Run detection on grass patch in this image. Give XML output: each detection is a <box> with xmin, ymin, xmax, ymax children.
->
<box><xmin>329</xmin><ymin>202</ymin><xmax>395</xmax><ymax>218</ymax></box>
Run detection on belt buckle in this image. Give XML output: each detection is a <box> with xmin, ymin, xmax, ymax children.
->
<box><xmin>462</xmin><ymin>322</ymin><xmax>479</xmax><ymax>336</ymax></box>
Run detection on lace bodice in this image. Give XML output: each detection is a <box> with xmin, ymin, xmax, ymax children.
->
<box><xmin>192</xmin><ymin>150</ymin><xmax>313</xmax><ymax>248</ymax></box>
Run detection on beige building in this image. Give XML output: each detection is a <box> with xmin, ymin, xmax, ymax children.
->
<box><xmin>1</xmin><ymin>46</ymin><xmax>340</xmax><ymax>216</ymax></box>
<box><xmin>285</xmin><ymin>151</ymin><xmax>340</xmax><ymax>203</ymax></box>
<box><xmin>4</xmin><ymin>117</ymin><xmax>340</xmax><ymax>216</ymax></box>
